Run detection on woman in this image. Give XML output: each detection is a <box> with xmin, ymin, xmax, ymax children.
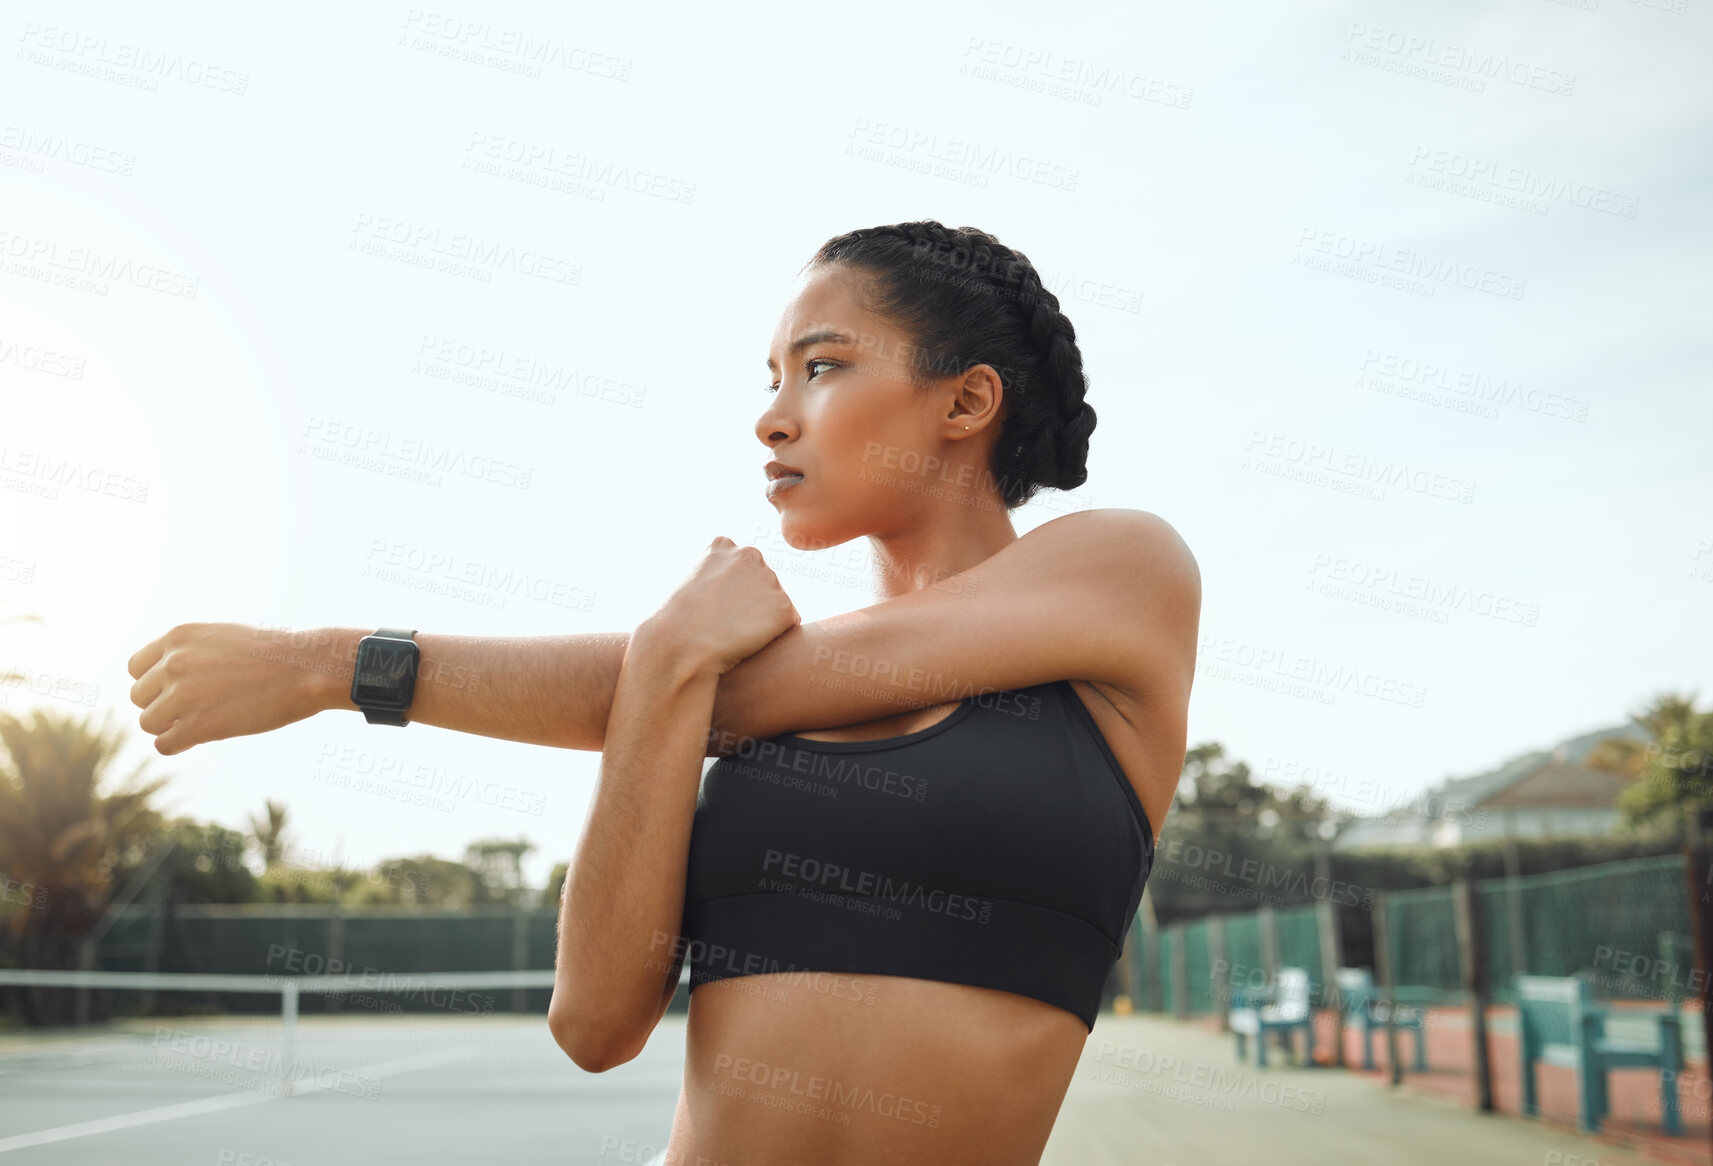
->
<box><xmin>548</xmin><ymin>222</ymin><xmax>1200</xmax><ymax>1165</ymax></box>
<box><xmin>125</xmin><ymin>221</ymin><xmax>1200</xmax><ymax>1166</ymax></box>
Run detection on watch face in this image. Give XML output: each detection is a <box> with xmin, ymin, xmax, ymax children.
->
<box><xmin>352</xmin><ymin>639</ymin><xmax>417</xmax><ymax>708</ymax></box>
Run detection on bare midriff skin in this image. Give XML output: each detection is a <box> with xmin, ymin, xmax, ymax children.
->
<box><xmin>665</xmin><ymin>678</ymin><xmax>1152</xmax><ymax>1166</ymax></box>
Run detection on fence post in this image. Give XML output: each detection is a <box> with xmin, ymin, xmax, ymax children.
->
<box><xmin>511</xmin><ymin>908</ymin><xmax>530</xmax><ymax>1013</ymax></box>
<box><xmin>1258</xmin><ymin>906</ymin><xmax>1280</xmax><ymax>982</ymax></box>
<box><xmin>1110</xmin><ymin>931</ymin><xmax>1132</xmax><ymax>1014</ymax></box>
<box><xmin>1125</xmin><ymin>910</ymin><xmax>1141</xmax><ymax>1010</ymax></box>
<box><xmin>1139</xmin><ymin>888</ymin><xmax>1162</xmax><ymax>1013</ymax></box>
<box><xmin>1504</xmin><ymin>814</ymin><xmax>1527</xmax><ymax>978</ymax></box>
<box><xmin>1318</xmin><ymin>899</ymin><xmax>1346</xmax><ymax>1067</ymax></box>
<box><xmin>1372</xmin><ymin>894</ymin><xmax>1402</xmax><ymax>1086</ymax></box>
<box><xmin>1452</xmin><ymin>878</ymin><xmax>1494</xmax><ymax>1113</ymax></box>
<box><xmin>1171</xmin><ymin>924</ymin><xmax>1189</xmax><ymax>1020</ymax></box>
<box><xmin>74</xmin><ymin>937</ymin><xmax>95</xmax><ymax>1026</ymax></box>
<box><xmin>1683</xmin><ymin>804</ymin><xmax>1713</xmax><ymax>1160</ymax></box>
<box><xmin>1208</xmin><ymin>915</ymin><xmax>1229</xmax><ymax>1030</ymax></box>
<box><xmin>326</xmin><ymin>905</ymin><xmax>344</xmax><ymax>1015</ymax></box>
<box><xmin>1142</xmin><ymin>908</ymin><xmax>1162</xmax><ymax>1013</ymax></box>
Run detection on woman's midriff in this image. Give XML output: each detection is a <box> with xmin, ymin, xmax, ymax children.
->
<box><xmin>663</xmin><ymin>972</ymin><xmax>1088</xmax><ymax>1166</ymax></box>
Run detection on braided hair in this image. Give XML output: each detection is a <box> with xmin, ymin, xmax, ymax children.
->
<box><xmin>806</xmin><ymin>220</ymin><xmax>1095</xmax><ymax>510</ymax></box>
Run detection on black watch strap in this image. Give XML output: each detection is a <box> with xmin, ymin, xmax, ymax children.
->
<box><xmin>359</xmin><ymin>628</ymin><xmax>418</xmax><ymax>726</ymax></box>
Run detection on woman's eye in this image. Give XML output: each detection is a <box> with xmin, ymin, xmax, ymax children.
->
<box><xmin>763</xmin><ymin>358</ymin><xmax>837</xmax><ymax>395</ymax></box>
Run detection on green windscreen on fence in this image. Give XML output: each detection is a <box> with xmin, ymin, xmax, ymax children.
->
<box><xmin>1183</xmin><ymin>919</ymin><xmax>1213</xmax><ymax>1014</ymax></box>
<box><xmin>1276</xmin><ymin>905</ymin><xmax>1324</xmax><ymax>990</ymax></box>
<box><xmin>1126</xmin><ymin>914</ymin><xmax>1150</xmax><ymax>1006</ymax></box>
<box><xmin>1145</xmin><ymin>853</ymin><xmax>1693</xmax><ymax>1018</ymax></box>
<box><xmin>1224</xmin><ymin>913</ymin><xmax>1262</xmax><ymax>983</ymax></box>
<box><xmin>164</xmin><ymin>913</ymin><xmax>339</xmax><ymax>977</ymax></box>
<box><xmin>77</xmin><ymin>907</ymin><xmax>562</xmax><ymax>1016</ymax></box>
<box><xmin>1480</xmin><ymin>853</ymin><xmax>1689</xmax><ymax>1003</ymax></box>
<box><xmin>1384</xmin><ymin>886</ymin><xmax>1461</xmax><ymax>994</ymax></box>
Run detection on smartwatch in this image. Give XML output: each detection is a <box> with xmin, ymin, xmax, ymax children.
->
<box><xmin>350</xmin><ymin>628</ymin><xmax>419</xmax><ymax>726</ymax></box>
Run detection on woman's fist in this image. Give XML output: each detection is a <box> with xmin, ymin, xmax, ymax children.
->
<box><xmin>126</xmin><ymin>622</ymin><xmax>345</xmax><ymax>755</ymax></box>
<box><xmin>643</xmin><ymin>538</ymin><xmax>801</xmax><ymax>676</ymax></box>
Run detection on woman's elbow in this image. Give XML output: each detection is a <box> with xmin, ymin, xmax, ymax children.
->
<box><xmin>547</xmin><ymin>997</ymin><xmax>643</xmax><ymax>1073</ymax></box>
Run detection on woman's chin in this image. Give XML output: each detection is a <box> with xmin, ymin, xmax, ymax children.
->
<box><xmin>776</xmin><ymin>513</ymin><xmax>843</xmax><ymax>553</ymax></box>
<box><xmin>776</xmin><ymin>520</ymin><xmax>817</xmax><ymax>552</ymax></box>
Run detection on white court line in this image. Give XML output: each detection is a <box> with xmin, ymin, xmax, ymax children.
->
<box><xmin>0</xmin><ymin>1045</ymin><xmax>481</xmax><ymax>1154</ymax></box>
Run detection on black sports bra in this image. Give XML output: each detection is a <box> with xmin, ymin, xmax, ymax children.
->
<box><xmin>678</xmin><ymin>679</ymin><xmax>1155</xmax><ymax>1031</ymax></box>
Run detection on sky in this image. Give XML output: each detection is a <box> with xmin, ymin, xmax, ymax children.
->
<box><xmin>3</xmin><ymin>0</ymin><xmax>1710</xmax><ymax>889</ymax></box>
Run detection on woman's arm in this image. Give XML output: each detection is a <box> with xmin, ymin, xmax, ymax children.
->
<box><xmin>128</xmin><ymin>509</ymin><xmax>1196</xmax><ymax>759</ymax></box>
<box><xmin>547</xmin><ymin>539</ymin><xmax>798</xmax><ymax>1072</ymax></box>
<box><xmin>545</xmin><ymin>619</ymin><xmax>715</xmax><ymax>1072</ymax></box>
<box><xmin>126</xmin><ymin>624</ymin><xmax>630</xmax><ymax>756</ymax></box>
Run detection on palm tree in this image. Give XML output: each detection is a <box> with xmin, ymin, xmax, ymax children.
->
<box><xmin>245</xmin><ymin>798</ymin><xmax>291</xmax><ymax>869</ymax></box>
<box><xmin>1610</xmin><ymin>691</ymin><xmax>1713</xmax><ymax>830</ymax></box>
<box><xmin>0</xmin><ymin>708</ymin><xmax>168</xmax><ymax>1020</ymax></box>
<box><xmin>1585</xmin><ymin>691</ymin><xmax>1699</xmax><ymax>780</ymax></box>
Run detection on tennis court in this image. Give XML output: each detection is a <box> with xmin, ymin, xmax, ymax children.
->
<box><xmin>0</xmin><ymin>973</ymin><xmax>1679</xmax><ymax>1166</ymax></box>
<box><xmin>0</xmin><ymin>1008</ymin><xmax>681</xmax><ymax>1165</ymax></box>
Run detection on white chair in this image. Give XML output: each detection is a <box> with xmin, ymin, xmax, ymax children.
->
<box><xmin>1229</xmin><ymin>966</ymin><xmax>1316</xmax><ymax>1067</ymax></box>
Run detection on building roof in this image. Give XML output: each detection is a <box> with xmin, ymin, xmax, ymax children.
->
<box><xmin>1331</xmin><ymin>719</ymin><xmax>1653</xmax><ymax>848</ymax></box>
<box><xmin>1480</xmin><ymin>756</ymin><xmax>1637</xmax><ymax>809</ymax></box>
<box><xmin>1432</xmin><ymin>719</ymin><xmax>1651</xmax><ymax>810</ymax></box>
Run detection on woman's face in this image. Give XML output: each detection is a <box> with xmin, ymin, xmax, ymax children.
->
<box><xmin>755</xmin><ymin>264</ymin><xmax>997</xmax><ymax>551</ymax></box>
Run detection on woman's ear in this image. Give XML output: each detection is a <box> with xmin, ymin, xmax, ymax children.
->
<box><xmin>947</xmin><ymin>364</ymin><xmax>1004</xmax><ymax>434</ymax></box>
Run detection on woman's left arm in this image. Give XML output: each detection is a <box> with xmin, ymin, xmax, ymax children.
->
<box><xmin>706</xmin><ymin>508</ymin><xmax>1200</xmax><ymax>806</ymax></box>
<box><xmin>548</xmin><ymin>539</ymin><xmax>799</xmax><ymax>1072</ymax></box>
<box><xmin>546</xmin><ymin>621</ymin><xmax>716</xmax><ymax>1071</ymax></box>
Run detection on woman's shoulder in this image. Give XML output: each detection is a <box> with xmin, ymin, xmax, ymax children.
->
<box><xmin>1021</xmin><ymin>507</ymin><xmax>1200</xmax><ymax>598</ymax></box>
<box><xmin>1013</xmin><ymin>507</ymin><xmax>1200</xmax><ymax>700</ymax></box>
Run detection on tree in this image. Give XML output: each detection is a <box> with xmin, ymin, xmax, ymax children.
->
<box><xmin>245</xmin><ymin>799</ymin><xmax>291</xmax><ymax>869</ymax></box>
<box><xmin>1615</xmin><ymin>692</ymin><xmax>1713</xmax><ymax>829</ymax></box>
<box><xmin>359</xmin><ymin>855</ymin><xmax>500</xmax><ymax>909</ymax></box>
<box><xmin>1149</xmin><ymin>741</ymin><xmax>1344</xmax><ymax>923</ymax></box>
<box><xmin>541</xmin><ymin>861</ymin><xmax>568</xmax><ymax>908</ymax></box>
<box><xmin>464</xmin><ymin>837</ymin><xmax>535</xmax><ymax>906</ymax></box>
<box><xmin>1170</xmin><ymin>742</ymin><xmax>1338</xmax><ymax>847</ymax></box>
<box><xmin>254</xmin><ymin>863</ymin><xmax>348</xmax><ymax>904</ymax></box>
<box><xmin>1590</xmin><ymin>691</ymin><xmax>1700</xmax><ymax>782</ymax></box>
<box><xmin>0</xmin><ymin>710</ymin><xmax>167</xmax><ymax>1020</ymax></box>
<box><xmin>137</xmin><ymin>819</ymin><xmax>259</xmax><ymax>904</ymax></box>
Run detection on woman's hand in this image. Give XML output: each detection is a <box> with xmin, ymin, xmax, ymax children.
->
<box><xmin>126</xmin><ymin>622</ymin><xmax>347</xmax><ymax>755</ymax></box>
<box><xmin>640</xmin><ymin>537</ymin><xmax>801</xmax><ymax>677</ymax></box>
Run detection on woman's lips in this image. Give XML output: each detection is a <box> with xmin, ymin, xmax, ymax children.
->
<box><xmin>765</xmin><ymin>473</ymin><xmax>805</xmax><ymax>500</ymax></box>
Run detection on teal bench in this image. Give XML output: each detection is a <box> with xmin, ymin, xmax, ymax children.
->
<box><xmin>1336</xmin><ymin>967</ymin><xmax>1428</xmax><ymax>1071</ymax></box>
<box><xmin>1515</xmin><ymin>971</ymin><xmax>1684</xmax><ymax>1135</ymax></box>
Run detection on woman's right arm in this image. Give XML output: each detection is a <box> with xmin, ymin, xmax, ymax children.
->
<box><xmin>126</xmin><ymin>624</ymin><xmax>632</xmax><ymax>755</ymax></box>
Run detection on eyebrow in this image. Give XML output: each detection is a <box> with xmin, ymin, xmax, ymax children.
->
<box><xmin>765</xmin><ymin>329</ymin><xmax>855</xmax><ymax>372</ymax></box>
